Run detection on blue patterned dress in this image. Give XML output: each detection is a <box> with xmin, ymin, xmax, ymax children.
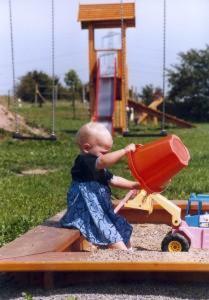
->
<box><xmin>60</xmin><ymin>154</ymin><xmax>132</xmax><ymax>246</ymax></box>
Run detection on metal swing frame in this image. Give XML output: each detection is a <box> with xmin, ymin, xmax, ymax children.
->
<box><xmin>9</xmin><ymin>0</ymin><xmax>57</xmax><ymax>141</ymax></box>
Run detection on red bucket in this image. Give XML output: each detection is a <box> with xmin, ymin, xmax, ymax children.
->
<box><xmin>128</xmin><ymin>135</ymin><xmax>190</xmax><ymax>193</ymax></box>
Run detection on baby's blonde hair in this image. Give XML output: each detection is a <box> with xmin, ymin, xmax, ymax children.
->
<box><xmin>76</xmin><ymin>122</ymin><xmax>111</xmax><ymax>150</ymax></box>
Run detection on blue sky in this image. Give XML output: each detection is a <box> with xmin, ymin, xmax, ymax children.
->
<box><xmin>0</xmin><ymin>0</ymin><xmax>208</xmax><ymax>95</ymax></box>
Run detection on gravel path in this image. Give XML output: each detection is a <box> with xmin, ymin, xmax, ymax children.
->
<box><xmin>1</xmin><ymin>224</ymin><xmax>209</xmax><ymax>300</ymax></box>
<box><xmin>1</xmin><ymin>278</ymin><xmax>209</xmax><ymax>300</ymax></box>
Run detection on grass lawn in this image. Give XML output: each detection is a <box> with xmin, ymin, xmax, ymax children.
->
<box><xmin>0</xmin><ymin>99</ymin><xmax>209</xmax><ymax>246</ymax></box>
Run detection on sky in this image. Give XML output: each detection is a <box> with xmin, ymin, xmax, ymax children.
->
<box><xmin>0</xmin><ymin>0</ymin><xmax>209</xmax><ymax>95</ymax></box>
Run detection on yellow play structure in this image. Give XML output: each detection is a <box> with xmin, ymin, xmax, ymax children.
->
<box><xmin>78</xmin><ymin>2</ymin><xmax>135</xmax><ymax>133</ymax></box>
<box><xmin>78</xmin><ymin>2</ymin><xmax>194</xmax><ymax>133</ymax></box>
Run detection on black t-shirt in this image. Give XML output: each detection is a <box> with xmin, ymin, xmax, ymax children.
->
<box><xmin>71</xmin><ymin>154</ymin><xmax>113</xmax><ymax>186</ymax></box>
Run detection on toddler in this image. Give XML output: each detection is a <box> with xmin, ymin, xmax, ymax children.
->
<box><xmin>60</xmin><ymin>122</ymin><xmax>140</xmax><ymax>250</ymax></box>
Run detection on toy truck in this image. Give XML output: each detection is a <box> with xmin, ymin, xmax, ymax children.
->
<box><xmin>116</xmin><ymin>191</ymin><xmax>209</xmax><ymax>252</ymax></box>
<box><xmin>161</xmin><ymin>193</ymin><xmax>209</xmax><ymax>252</ymax></box>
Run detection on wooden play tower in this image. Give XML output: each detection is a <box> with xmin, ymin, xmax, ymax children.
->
<box><xmin>78</xmin><ymin>2</ymin><xmax>135</xmax><ymax>133</ymax></box>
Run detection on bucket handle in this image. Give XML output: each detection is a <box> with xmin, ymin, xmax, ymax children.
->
<box><xmin>136</xmin><ymin>144</ymin><xmax>143</xmax><ymax>149</ymax></box>
<box><xmin>125</xmin><ymin>144</ymin><xmax>143</xmax><ymax>156</ymax></box>
<box><xmin>126</xmin><ymin>143</ymin><xmax>143</xmax><ymax>155</ymax></box>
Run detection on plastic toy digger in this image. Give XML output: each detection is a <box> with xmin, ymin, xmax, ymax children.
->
<box><xmin>161</xmin><ymin>193</ymin><xmax>209</xmax><ymax>252</ymax></box>
<box><xmin>114</xmin><ymin>134</ymin><xmax>191</xmax><ymax>251</ymax></box>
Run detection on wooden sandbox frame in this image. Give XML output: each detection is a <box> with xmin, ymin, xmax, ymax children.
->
<box><xmin>1</xmin><ymin>201</ymin><xmax>209</xmax><ymax>288</ymax></box>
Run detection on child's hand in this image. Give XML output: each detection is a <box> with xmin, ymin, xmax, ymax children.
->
<box><xmin>130</xmin><ymin>189</ymin><xmax>138</xmax><ymax>198</ymax></box>
<box><xmin>132</xmin><ymin>181</ymin><xmax>140</xmax><ymax>189</ymax></box>
<box><xmin>124</xmin><ymin>143</ymin><xmax>136</xmax><ymax>154</ymax></box>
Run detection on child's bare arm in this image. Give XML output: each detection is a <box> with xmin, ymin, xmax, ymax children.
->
<box><xmin>109</xmin><ymin>175</ymin><xmax>140</xmax><ymax>189</ymax></box>
<box><xmin>96</xmin><ymin>144</ymin><xmax>135</xmax><ymax>169</ymax></box>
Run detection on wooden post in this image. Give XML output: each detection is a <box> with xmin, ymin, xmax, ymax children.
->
<box><xmin>43</xmin><ymin>272</ymin><xmax>54</xmax><ymax>289</ymax></box>
<box><xmin>35</xmin><ymin>84</ymin><xmax>38</xmax><ymax>105</ymax></box>
<box><xmin>88</xmin><ymin>24</ymin><xmax>96</xmax><ymax>116</ymax></box>
<box><xmin>82</xmin><ymin>84</ymin><xmax>86</xmax><ymax>103</ymax></box>
<box><xmin>72</xmin><ymin>85</ymin><xmax>76</xmax><ymax>119</ymax></box>
<box><xmin>134</xmin><ymin>86</ymin><xmax>138</xmax><ymax>101</ymax></box>
<box><xmin>121</xmin><ymin>24</ymin><xmax>128</xmax><ymax>133</ymax></box>
<box><xmin>7</xmin><ymin>90</ymin><xmax>11</xmax><ymax>108</ymax></box>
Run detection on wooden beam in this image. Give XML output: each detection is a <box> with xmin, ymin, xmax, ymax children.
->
<box><xmin>128</xmin><ymin>99</ymin><xmax>195</xmax><ymax>128</ymax></box>
<box><xmin>0</xmin><ymin>213</ymin><xmax>80</xmax><ymax>260</ymax></box>
<box><xmin>88</xmin><ymin>24</ymin><xmax>96</xmax><ymax>116</ymax></box>
<box><xmin>78</xmin><ymin>3</ymin><xmax>135</xmax><ymax>29</ymax></box>
<box><xmin>1</xmin><ymin>252</ymin><xmax>209</xmax><ymax>272</ymax></box>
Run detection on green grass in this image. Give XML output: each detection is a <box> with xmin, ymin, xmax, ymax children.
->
<box><xmin>0</xmin><ymin>99</ymin><xmax>209</xmax><ymax>246</ymax></box>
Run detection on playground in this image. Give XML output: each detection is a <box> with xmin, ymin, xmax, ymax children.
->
<box><xmin>0</xmin><ymin>0</ymin><xmax>209</xmax><ymax>298</ymax></box>
<box><xmin>1</xmin><ymin>100</ymin><xmax>209</xmax><ymax>286</ymax></box>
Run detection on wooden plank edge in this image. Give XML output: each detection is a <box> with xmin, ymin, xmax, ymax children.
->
<box><xmin>1</xmin><ymin>252</ymin><xmax>209</xmax><ymax>272</ymax></box>
<box><xmin>1</xmin><ymin>261</ymin><xmax>209</xmax><ymax>272</ymax></box>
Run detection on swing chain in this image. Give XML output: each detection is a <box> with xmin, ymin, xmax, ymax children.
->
<box><xmin>9</xmin><ymin>0</ymin><xmax>19</xmax><ymax>134</ymax></box>
<box><xmin>51</xmin><ymin>0</ymin><xmax>56</xmax><ymax>137</ymax></box>
<box><xmin>161</xmin><ymin>0</ymin><xmax>167</xmax><ymax>133</ymax></box>
<box><xmin>120</xmin><ymin>0</ymin><xmax>128</xmax><ymax>133</ymax></box>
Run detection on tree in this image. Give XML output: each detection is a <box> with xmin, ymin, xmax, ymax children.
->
<box><xmin>64</xmin><ymin>70</ymin><xmax>82</xmax><ymax>101</ymax></box>
<box><xmin>167</xmin><ymin>45</ymin><xmax>209</xmax><ymax>121</ymax></box>
<box><xmin>16</xmin><ymin>70</ymin><xmax>60</xmax><ymax>104</ymax></box>
<box><xmin>140</xmin><ymin>84</ymin><xmax>163</xmax><ymax>105</ymax></box>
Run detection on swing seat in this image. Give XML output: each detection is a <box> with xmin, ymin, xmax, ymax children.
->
<box><xmin>12</xmin><ymin>132</ymin><xmax>57</xmax><ymax>141</ymax></box>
